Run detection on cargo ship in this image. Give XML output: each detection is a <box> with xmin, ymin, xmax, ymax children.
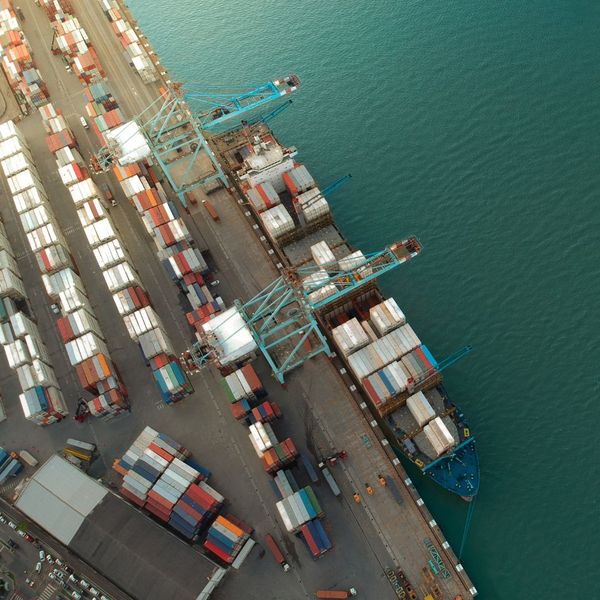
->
<box><xmin>210</xmin><ymin>122</ymin><xmax>480</xmax><ymax>499</ymax></box>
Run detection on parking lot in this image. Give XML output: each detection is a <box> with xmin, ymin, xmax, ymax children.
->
<box><xmin>0</xmin><ymin>509</ymin><xmax>112</xmax><ymax>600</ymax></box>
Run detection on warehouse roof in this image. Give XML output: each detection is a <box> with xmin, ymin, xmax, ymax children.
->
<box><xmin>15</xmin><ymin>456</ymin><xmax>224</xmax><ymax>600</ymax></box>
<box><xmin>15</xmin><ymin>454</ymin><xmax>107</xmax><ymax>544</ymax></box>
<box><xmin>70</xmin><ymin>494</ymin><xmax>222</xmax><ymax>600</ymax></box>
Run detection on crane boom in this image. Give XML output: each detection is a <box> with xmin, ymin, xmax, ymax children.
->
<box><xmin>184</xmin><ymin>75</ymin><xmax>301</xmax><ymax>133</ymax></box>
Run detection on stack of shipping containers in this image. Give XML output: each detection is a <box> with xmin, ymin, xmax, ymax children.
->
<box><xmin>0</xmin><ymin>5</ymin><xmax>49</xmax><ymax>110</ymax></box>
<box><xmin>97</xmin><ymin>0</ymin><xmax>160</xmax><ymax>83</ymax></box>
<box><xmin>115</xmin><ymin>427</ymin><xmax>253</xmax><ymax>564</ymax></box>
<box><xmin>0</xmin><ymin>120</ymin><xmax>129</xmax><ymax>419</ymax></box>
<box><xmin>39</xmin><ymin>0</ymin><xmax>105</xmax><ymax>85</ymax></box>
<box><xmin>221</xmin><ymin>362</ymin><xmax>332</xmax><ymax>558</ymax></box>
<box><xmin>0</xmin><ymin>203</ymin><xmax>67</xmax><ymax>425</ymax></box>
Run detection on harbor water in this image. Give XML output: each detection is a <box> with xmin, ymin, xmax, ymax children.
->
<box><xmin>128</xmin><ymin>1</ymin><xmax>599</xmax><ymax>597</ymax></box>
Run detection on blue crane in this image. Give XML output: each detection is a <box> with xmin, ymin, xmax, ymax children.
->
<box><xmin>192</xmin><ymin>237</ymin><xmax>422</xmax><ymax>382</ymax></box>
<box><xmin>183</xmin><ymin>75</ymin><xmax>301</xmax><ymax>133</ymax></box>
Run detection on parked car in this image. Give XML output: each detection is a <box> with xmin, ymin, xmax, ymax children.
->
<box><xmin>35</xmin><ymin>561</ymin><xmax>42</xmax><ymax>573</ymax></box>
<box><xmin>38</xmin><ymin>550</ymin><xmax>45</xmax><ymax>561</ymax></box>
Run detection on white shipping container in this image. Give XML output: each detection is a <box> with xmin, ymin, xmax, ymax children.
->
<box><xmin>7</xmin><ymin>169</ymin><xmax>42</xmax><ymax>194</ymax></box>
<box><xmin>424</xmin><ymin>417</ymin><xmax>455</xmax><ymax>457</ymax></box>
<box><xmin>69</xmin><ymin>179</ymin><xmax>100</xmax><ymax>205</ymax></box>
<box><xmin>26</xmin><ymin>224</ymin><xmax>61</xmax><ymax>252</ymax></box>
<box><xmin>83</xmin><ymin>218</ymin><xmax>116</xmax><ymax>247</ymax></box>
<box><xmin>0</xmin><ymin>137</ymin><xmax>26</xmax><ymax>160</ymax></box>
<box><xmin>24</xmin><ymin>334</ymin><xmax>50</xmax><ymax>363</ymax></box>
<box><xmin>295</xmin><ymin>187</ymin><xmax>329</xmax><ymax>222</ymax></box>
<box><xmin>260</xmin><ymin>204</ymin><xmax>295</xmax><ymax>239</ymax></box>
<box><xmin>0</xmin><ymin>120</ymin><xmax>22</xmax><ymax>142</ymax></box>
<box><xmin>123</xmin><ymin>306</ymin><xmax>160</xmax><ymax>340</ymax></box>
<box><xmin>0</xmin><ymin>268</ymin><xmax>26</xmax><ymax>299</ymax></box>
<box><xmin>102</xmin><ymin>261</ymin><xmax>139</xmax><ymax>293</ymax></box>
<box><xmin>307</xmin><ymin>283</ymin><xmax>336</xmax><ymax>305</ymax></box>
<box><xmin>55</xmin><ymin>146</ymin><xmax>83</xmax><ymax>168</ymax></box>
<box><xmin>4</xmin><ymin>338</ymin><xmax>30</xmax><ymax>368</ymax></box>
<box><xmin>65</xmin><ymin>332</ymin><xmax>109</xmax><ymax>366</ymax></box>
<box><xmin>121</xmin><ymin>175</ymin><xmax>144</xmax><ymax>198</ymax></box>
<box><xmin>59</xmin><ymin>287</ymin><xmax>92</xmax><ymax>314</ymax></box>
<box><xmin>35</xmin><ymin>244</ymin><xmax>72</xmax><ymax>274</ymax></box>
<box><xmin>19</xmin><ymin>205</ymin><xmax>53</xmax><ymax>234</ymax></box>
<box><xmin>1</xmin><ymin>152</ymin><xmax>34</xmax><ymax>177</ymax></box>
<box><xmin>93</xmin><ymin>239</ymin><xmax>126</xmax><ymax>269</ymax></box>
<box><xmin>406</xmin><ymin>391</ymin><xmax>436</xmax><ymax>427</ymax></box>
<box><xmin>13</xmin><ymin>186</ymin><xmax>47</xmax><ymax>214</ymax></box>
<box><xmin>138</xmin><ymin>327</ymin><xmax>173</xmax><ymax>360</ymax></box>
<box><xmin>10</xmin><ymin>312</ymin><xmax>39</xmax><ymax>340</ymax></box>
<box><xmin>77</xmin><ymin>198</ymin><xmax>106</xmax><ymax>226</ymax></box>
<box><xmin>310</xmin><ymin>240</ymin><xmax>336</xmax><ymax>269</ymax></box>
<box><xmin>370</xmin><ymin>298</ymin><xmax>406</xmax><ymax>336</ymax></box>
<box><xmin>331</xmin><ymin>317</ymin><xmax>370</xmax><ymax>356</ymax></box>
<box><xmin>0</xmin><ymin>250</ymin><xmax>18</xmax><ymax>274</ymax></box>
<box><xmin>42</xmin><ymin>268</ymin><xmax>84</xmax><ymax>297</ymax></box>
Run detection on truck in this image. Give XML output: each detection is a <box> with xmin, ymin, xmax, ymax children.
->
<box><xmin>264</xmin><ymin>534</ymin><xmax>290</xmax><ymax>572</ymax></box>
<box><xmin>315</xmin><ymin>590</ymin><xmax>357</xmax><ymax>599</ymax></box>
<box><xmin>318</xmin><ymin>464</ymin><xmax>341</xmax><ymax>497</ymax></box>
<box><xmin>11</xmin><ymin>450</ymin><xmax>38</xmax><ymax>467</ymax></box>
<box><xmin>0</xmin><ymin>458</ymin><xmax>23</xmax><ymax>484</ymax></box>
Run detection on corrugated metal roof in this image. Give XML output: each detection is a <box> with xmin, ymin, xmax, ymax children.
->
<box><xmin>15</xmin><ymin>455</ymin><xmax>107</xmax><ymax>544</ymax></box>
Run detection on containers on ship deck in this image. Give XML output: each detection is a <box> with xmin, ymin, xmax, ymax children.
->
<box><xmin>282</xmin><ymin>164</ymin><xmax>314</xmax><ymax>196</ymax></box>
<box><xmin>331</xmin><ymin>318</ymin><xmax>370</xmax><ymax>357</ymax></box>
<box><xmin>370</xmin><ymin>298</ymin><xmax>406</xmax><ymax>335</ymax></box>
<box><xmin>362</xmin><ymin>361</ymin><xmax>411</xmax><ymax>407</ymax></box>
<box><xmin>293</xmin><ymin>187</ymin><xmax>329</xmax><ymax>223</ymax></box>
<box><xmin>406</xmin><ymin>391</ymin><xmax>435</xmax><ymax>427</ymax></box>
<box><xmin>247</xmin><ymin>181</ymin><xmax>280</xmax><ymax>213</ymax></box>
<box><xmin>347</xmin><ymin>323</ymin><xmax>421</xmax><ymax>379</ymax></box>
<box><xmin>424</xmin><ymin>416</ymin><xmax>456</xmax><ymax>457</ymax></box>
<box><xmin>260</xmin><ymin>204</ymin><xmax>295</xmax><ymax>239</ymax></box>
<box><xmin>311</xmin><ymin>241</ymin><xmax>336</xmax><ymax>269</ymax></box>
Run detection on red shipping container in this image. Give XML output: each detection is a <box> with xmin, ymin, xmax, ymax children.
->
<box><xmin>147</xmin><ymin>490</ymin><xmax>174</xmax><ymax>511</ymax></box>
<box><xmin>120</xmin><ymin>487</ymin><xmax>145</xmax><ymax>507</ymax></box>
<box><xmin>185</xmin><ymin>484</ymin><xmax>218</xmax><ymax>509</ymax></box>
<box><xmin>176</xmin><ymin>499</ymin><xmax>203</xmax><ymax>522</ymax></box>
<box><xmin>240</xmin><ymin>364</ymin><xmax>262</xmax><ymax>394</ymax></box>
<box><xmin>145</xmin><ymin>501</ymin><xmax>170</xmax><ymax>522</ymax></box>
<box><xmin>300</xmin><ymin>524</ymin><xmax>320</xmax><ymax>556</ymax></box>
<box><xmin>230</xmin><ymin>402</ymin><xmax>247</xmax><ymax>420</ymax></box>
<box><xmin>148</xmin><ymin>441</ymin><xmax>174</xmax><ymax>463</ymax></box>
<box><xmin>203</xmin><ymin>540</ymin><xmax>233</xmax><ymax>564</ymax></box>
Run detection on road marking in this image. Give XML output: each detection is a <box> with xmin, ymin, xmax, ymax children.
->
<box><xmin>39</xmin><ymin>583</ymin><xmax>57</xmax><ymax>600</ymax></box>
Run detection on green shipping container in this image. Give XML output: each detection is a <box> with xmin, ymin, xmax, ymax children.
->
<box><xmin>220</xmin><ymin>378</ymin><xmax>235</xmax><ymax>403</ymax></box>
<box><xmin>304</xmin><ymin>486</ymin><xmax>323</xmax><ymax>516</ymax></box>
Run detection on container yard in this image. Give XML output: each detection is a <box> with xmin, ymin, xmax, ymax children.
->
<box><xmin>0</xmin><ymin>1</ymin><xmax>478</xmax><ymax>599</ymax></box>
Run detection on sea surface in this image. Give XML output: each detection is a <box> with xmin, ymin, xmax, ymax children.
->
<box><xmin>127</xmin><ymin>1</ymin><xmax>598</xmax><ymax>597</ymax></box>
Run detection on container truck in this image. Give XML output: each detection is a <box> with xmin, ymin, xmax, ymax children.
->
<box><xmin>315</xmin><ymin>590</ymin><xmax>357</xmax><ymax>599</ymax></box>
<box><xmin>264</xmin><ymin>534</ymin><xmax>290</xmax><ymax>571</ymax></box>
<box><xmin>0</xmin><ymin>458</ymin><xmax>23</xmax><ymax>484</ymax></box>
<box><xmin>318</xmin><ymin>463</ymin><xmax>341</xmax><ymax>497</ymax></box>
<box><xmin>12</xmin><ymin>450</ymin><xmax>37</xmax><ymax>467</ymax></box>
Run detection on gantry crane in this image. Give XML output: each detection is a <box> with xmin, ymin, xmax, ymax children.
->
<box><xmin>191</xmin><ymin>237</ymin><xmax>422</xmax><ymax>383</ymax></box>
<box><xmin>183</xmin><ymin>75</ymin><xmax>300</xmax><ymax>133</ymax></box>
<box><xmin>94</xmin><ymin>77</ymin><xmax>301</xmax><ymax>207</ymax></box>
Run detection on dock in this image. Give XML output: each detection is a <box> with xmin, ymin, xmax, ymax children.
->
<box><xmin>0</xmin><ymin>1</ymin><xmax>477</xmax><ymax>598</ymax></box>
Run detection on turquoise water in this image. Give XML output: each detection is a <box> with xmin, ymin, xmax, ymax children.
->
<box><xmin>128</xmin><ymin>1</ymin><xmax>599</xmax><ymax>597</ymax></box>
